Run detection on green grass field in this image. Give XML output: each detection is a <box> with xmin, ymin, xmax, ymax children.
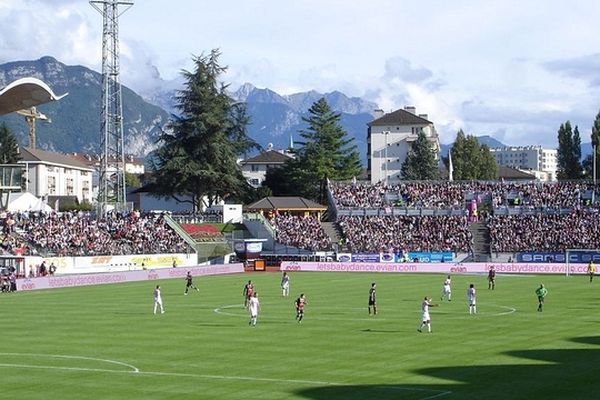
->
<box><xmin>2</xmin><ymin>272</ymin><xmax>599</xmax><ymax>399</ymax></box>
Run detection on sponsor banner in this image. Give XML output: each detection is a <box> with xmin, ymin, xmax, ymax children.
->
<box><xmin>517</xmin><ymin>251</ymin><xmax>600</xmax><ymax>264</ymax></box>
<box><xmin>16</xmin><ymin>263</ymin><xmax>244</xmax><ymax>292</ymax></box>
<box><xmin>351</xmin><ymin>253</ymin><xmax>381</xmax><ymax>263</ymax></box>
<box><xmin>336</xmin><ymin>253</ymin><xmax>352</xmax><ymax>262</ymax></box>
<box><xmin>395</xmin><ymin>252</ymin><xmax>453</xmax><ymax>263</ymax></box>
<box><xmin>280</xmin><ymin>261</ymin><xmax>590</xmax><ymax>275</ymax></box>
<box><xmin>380</xmin><ymin>252</ymin><xmax>395</xmax><ymax>263</ymax></box>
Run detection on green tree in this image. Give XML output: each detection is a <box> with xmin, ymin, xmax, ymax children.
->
<box><xmin>0</xmin><ymin>123</ymin><xmax>21</xmax><ymax>164</ymax></box>
<box><xmin>478</xmin><ymin>144</ymin><xmax>499</xmax><ymax>180</ymax></box>
<box><xmin>400</xmin><ymin>131</ymin><xmax>439</xmax><ymax>180</ymax></box>
<box><xmin>274</xmin><ymin>98</ymin><xmax>361</xmax><ymax>201</ymax></box>
<box><xmin>583</xmin><ymin>110</ymin><xmax>600</xmax><ymax>180</ymax></box>
<box><xmin>125</xmin><ymin>172</ymin><xmax>141</xmax><ymax>188</ymax></box>
<box><xmin>446</xmin><ymin>130</ymin><xmax>498</xmax><ymax>180</ymax></box>
<box><xmin>148</xmin><ymin>50</ymin><xmax>257</xmax><ymax>211</ymax></box>
<box><xmin>557</xmin><ymin>121</ymin><xmax>582</xmax><ymax>180</ymax></box>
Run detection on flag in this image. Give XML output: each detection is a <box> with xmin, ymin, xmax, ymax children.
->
<box><xmin>448</xmin><ymin>151</ymin><xmax>454</xmax><ymax>182</ymax></box>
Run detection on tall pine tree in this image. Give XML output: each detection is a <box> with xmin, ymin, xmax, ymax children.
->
<box><xmin>0</xmin><ymin>123</ymin><xmax>21</xmax><ymax>164</ymax></box>
<box><xmin>557</xmin><ymin>121</ymin><xmax>582</xmax><ymax>180</ymax></box>
<box><xmin>149</xmin><ymin>50</ymin><xmax>257</xmax><ymax>210</ymax></box>
<box><xmin>583</xmin><ymin>110</ymin><xmax>600</xmax><ymax>180</ymax></box>
<box><xmin>400</xmin><ymin>131</ymin><xmax>439</xmax><ymax>180</ymax></box>
<box><xmin>270</xmin><ymin>98</ymin><xmax>361</xmax><ymax>202</ymax></box>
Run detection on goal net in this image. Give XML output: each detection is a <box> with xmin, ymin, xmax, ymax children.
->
<box><xmin>565</xmin><ymin>249</ymin><xmax>600</xmax><ymax>277</ymax></box>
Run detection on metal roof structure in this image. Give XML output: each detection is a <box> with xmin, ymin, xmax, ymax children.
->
<box><xmin>0</xmin><ymin>77</ymin><xmax>67</xmax><ymax>116</ymax></box>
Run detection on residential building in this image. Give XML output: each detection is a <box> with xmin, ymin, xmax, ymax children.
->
<box><xmin>367</xmin><ymin>106</ymin><xmax>440</xmax><ymax>184</ymax></box>
<box><xmin>18</xmin><ymin>147</ymin><xmax>95</xmax><ymax>203</ymax></box>
<box><xmin>240</xmin><ymin>146</ymin><xmax>293</xmax><ymax>188</ymax></box>
<box><xmin>489</xmin><ymin>146</ymin><xmax>557</xmax><ymax>182</ymax></box>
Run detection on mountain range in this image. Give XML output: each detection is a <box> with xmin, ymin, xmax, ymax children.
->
<box><xmin>0</xmin><ymin>56</ymin><xmax>593</xmax><ymax>165</ymax></box>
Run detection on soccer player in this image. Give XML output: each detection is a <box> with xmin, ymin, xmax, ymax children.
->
<box><xmin>467</xmin><ymin>284</ymin><xmax>477</xmax><ymax>314</ymax></box>
<box><xmin>243</xmin><ymin>280</ymin><xmax>254</xmax><ymax>307</ymax></box>
<box><xmin>295</xmin><ymin>293</ymin><xmax>306</xmax><ymax>323</ymax></box>
<box><xmin>184</xmin><ymin>271</ymin><xmax>200</xmax><ymax>295</ymax></box>
<box><xmin>247</xmin><ymin>292</ymin><xmax>260</xmax><ymax>327</ymax></box>
<box><xmin>368</xmin><ymin>283</ymin><xmax>377</xmax><ymax>315</ymax></box>
<box><xmin>281</xmin><ymin>272</ymin><xmax>290</xmax><ymax>297</ymax></box>
<box><xmin>153</xmin><ymin>285</ymin><xmax>164</xmax><ymax>314</ymax></box>
<box><xmin>536</xmin><ymin>283</ymin><xmax>548</xmax><ymax>312</ymax></box>
<box><xmin>417</xmin><ymin>296</ymin><xmax>438</xmax><ymax>333</ymax></box>
<box><xmin>488</xmin><ymin>266</ymin><xmax>496</xmax><ymax>290</ymax></box>
<box><xmin>441</xmin><ymin>275</ymin><xmax>452</xmax><ymax>301</ymax></box>
<box><xmin>588</xmin><ymin>261</ymin><xmax>596</xmax><ymax>283</ymax></box>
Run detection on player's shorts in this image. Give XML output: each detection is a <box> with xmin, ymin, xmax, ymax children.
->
<box><xmin>422</xmin><ymin>312</ymin><xmax>430</xmax><ymax>322</ymax></box>
<box><xmin>368</xmin><ymin>299</ymin><xmax>376</xmax><ymax>306</ymax></box>
<box><xmin>443</xmin><ymin>286</ymin><xmax>451</xmax><ymax>293</ymax></box>
<box><xmin>468</xmin><ymin>298</ymin><xmax>476</xmax><ymax>305</ymax></box>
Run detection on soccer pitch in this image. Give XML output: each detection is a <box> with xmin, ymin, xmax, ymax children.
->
<box><xmin>2</xmin><ymin>271</ymin><xmax>598</xmax><ymax>399</ymax></box>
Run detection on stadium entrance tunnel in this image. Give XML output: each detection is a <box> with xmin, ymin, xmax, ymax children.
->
<box><xmin>295</xmin><ymin>336</ymin><xmax>600</xmax><ymax>400</ymax></box>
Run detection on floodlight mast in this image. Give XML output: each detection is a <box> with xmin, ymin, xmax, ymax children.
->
<box><xmin>90</xmin><ymin>0</ymin><xmax>133</xmax><ymax>215</ymax></box>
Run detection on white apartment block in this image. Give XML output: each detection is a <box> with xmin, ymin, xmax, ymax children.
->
<box><xmin>240</xmin><ymin>147</ymin><xmax>292</xmax><ymax>188</ymax></box>
<box><xmin>489</xmin><ymin>146</ymin><xmax>557</xmax><ymax>182</ymax></box>
<box><xmin>18</xmin><ymin>147</ymin><xmax>95</xmax><ymax>203</ymax></box>
<box><xmin>367</xmin><ymin>106</ymin><xmax>440</xmax><ymax>184</ymax></box>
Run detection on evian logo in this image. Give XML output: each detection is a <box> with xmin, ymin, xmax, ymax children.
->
<box><xmin>450</xmin><ymin>266</ymin><xmax>467</xmax><ymax>273</ymax></box>
<box><xmin>21</xmin><ymin>282</ymin><xmax>36</xmax><ymax>290</ymax></box>
<box><xmin>148</xmin><ymin>273</ymin><xmax>159</xmax><ymax>280</ymax></box>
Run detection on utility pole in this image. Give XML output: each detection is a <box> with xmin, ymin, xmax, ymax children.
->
<box><xmin>90</xmin><ymin>0</ymin><xmax>133</xmax><ymax>214</ymax></box>
<box><xmin>16</xmin><ymin>106</ymin><xmax>49</xmax><ymax>149</ymax></box>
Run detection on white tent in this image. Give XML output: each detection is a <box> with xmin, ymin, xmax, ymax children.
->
<box><xmin>5</xmin><ymin>192</ymin><xmax>52</xmax><ymax>212</ymax></box>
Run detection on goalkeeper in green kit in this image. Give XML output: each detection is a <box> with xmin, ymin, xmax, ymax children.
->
<box><xmin>535</xmin><ymin>283</ymin><xmax>547</xmax><ymax>312</ymax></box>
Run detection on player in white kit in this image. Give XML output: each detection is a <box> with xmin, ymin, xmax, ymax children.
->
<box><xmin>153</xmin><ymin>285</ymin><xmax>165</xmax><ymax>314</ymax></box>
<box><xmin>467</xmin><ymin>284</ymin><xmax>477</xmax><ymax>314</ymax></box>
<box><xmin>247</xmin><ymin>292</ymin><xmax>260</xmax><ymax>326</ymax></box>
<box><xmin>417</xmin><ymin>296</ymin><xmax>437</xmax><ymax>333</ymax></box>
<box><xmin>440</xmin><ymin>275</ymin><xmax>452</xmax><ymax>301</ymax></box>
<box><xmin>281</xmin><ymin>272</ymin><xmax>290</xmax><ymax>297</ymax></box>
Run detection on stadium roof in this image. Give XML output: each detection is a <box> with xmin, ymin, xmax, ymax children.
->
<box><xmin>498</xmin><ymin>166</ymin><xmax>537</xmax><ymax>181</ymax></box>
<box><xmin>368</xmin><ymin>108</ymin><xmax>431</xmax><ymax>126</ymax></box>
<box><xmin>246</xmin><ymin>196</ymin><xmax>327</xmax><ymax>211</ymax></box>
<box><xmin>0</xmin><ymin>77</ymin><xmax>68</xmax><ymax>116</ymax></box>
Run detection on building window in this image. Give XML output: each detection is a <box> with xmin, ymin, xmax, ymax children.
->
<box><xmin>47</xmin><ymin>176</ymin><xmax>56</xmax><ymax>195</ymax></box>
<box><xmin>251</xmin><ymin>165</ymin><xmax>259</xmax><ymax>172</ymax></box>
<box><xmin>66</xmin><ymin>178</ymin><xmax>74</xmax><ymax>195</ymax></box>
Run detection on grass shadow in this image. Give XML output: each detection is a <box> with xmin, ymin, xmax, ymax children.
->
<box><xmin>296</xmin><ymin>336</ymin><xmax>600</xmax><ymax>400</ymax></box>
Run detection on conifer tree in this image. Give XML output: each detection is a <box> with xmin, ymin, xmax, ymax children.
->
<box><xmin>400</xmin><ymin>131</ymin><xmax>439</xmax><ymax>180</ymax></box>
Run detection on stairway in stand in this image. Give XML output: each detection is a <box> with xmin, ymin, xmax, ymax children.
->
<box><xmin>469</xmin><ymin>219</ymin><xmax>491</xmax><ymax>262</ymax></box>
<box><xmin>321</xmin><ymin>221</ymin><xmax>344</xmax><ymax>250</ymax></box>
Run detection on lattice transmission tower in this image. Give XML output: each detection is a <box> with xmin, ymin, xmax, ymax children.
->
<box><xmin>90</xmin><ymin>0</ymin><xmax>134</xmax><ymax>214</ymax></box>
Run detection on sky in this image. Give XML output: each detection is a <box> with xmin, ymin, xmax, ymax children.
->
<box><xmin>2</xmin><ymin>0</ymin><xmax>600</xmax><ymax>146</ymax></box>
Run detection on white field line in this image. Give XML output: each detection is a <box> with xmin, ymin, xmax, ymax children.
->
<box><xmin>213</xmin><ymin>303</ymin><xmax>516</xmax><ymax>320</ymax></box>
<box><xmin>0</xmin><ymin>354</ymin><xmax>452</xmax><ymax>399</ymax></box>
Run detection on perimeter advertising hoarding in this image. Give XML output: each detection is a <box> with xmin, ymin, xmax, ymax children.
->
<box><xmin>338</xmin><ymin>252</ymin><xmax>453</xmax><ymax>263</ymax></box>
<box><xmin>280</xmin><ymin>261</ymin><xmax>590</xmax><ymax>275</ymax></box>
<box><xmin>17</xmin><ymin>263</ymin><xmax>244</xmax><ymax>292</ymax></box>
<box><xmin>517</xmin><ymin>251</ymin><xmax>600</xmax><ymax>264</ymax></box>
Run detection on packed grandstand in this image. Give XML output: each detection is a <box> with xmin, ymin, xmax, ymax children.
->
<box><xmin>1</xmin><ymin>180</ymin><xmax>599</xmax><ymax>261</ymax></box>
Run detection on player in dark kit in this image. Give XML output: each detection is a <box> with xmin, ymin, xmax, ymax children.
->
<box><xmin>184</xmin><ymin>271</ymin><xmax>199</xmax><ymax>295</ymax></box>
<box><xmin>368</xmin><ymin>283</ymin><xmax>377</xmax><ymax>315</ymax></box>
<box><xmin>295</xmin><ymin>293</ymin><xmax>306</xmax><ymax>323</ymax></box>
<box><xmin>243</xmin><ymin>280</ymin><xmax>254</xmax><ymax>307</ymax></box>
<box><xmin>488</xmin><ymin>266</ymin><xmax>496</xmax><ymax>290</ymax></box>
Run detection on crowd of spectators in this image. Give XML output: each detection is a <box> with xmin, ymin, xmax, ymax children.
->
<box><xmin>18</xmin><ymin>211</ymin><xmax>192</xmax><ymax>256</ymax></box>
<box><xmin>270</xmin><ymin>213</ymin><xmax>332</xmax><ymax>252</ymax></box>
<box><xmin>329</xmin><ymin>181</ymin><xmax>600</xmax><ymax>210</ymax></box>
<box><xmin>338</xmin><ymin>215</ymin><xmax>472</xmax><ymax>253</ymax></box>
<box><xmin>487</xmin><ymin>210</ymin><xmax>600</xmax><ymax>252</ymax></box>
